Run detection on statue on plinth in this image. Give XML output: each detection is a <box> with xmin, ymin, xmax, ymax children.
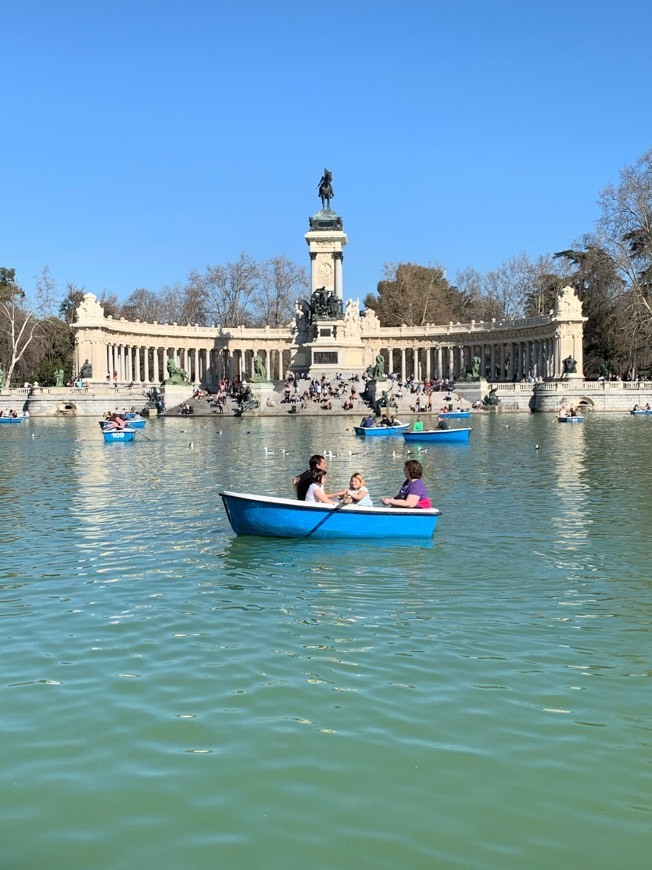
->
<box><xmin>252</xmin><ymin>355</ymin><xmax>267</xmax><ymax>382</ymax></box>
<box><xmin>79</xmin><ymin>359</ymin><xmax>92</xmax><ymax>379</ymax></box>
<box><xmin>166</xmin><ymin>358</ymin><xmax>188</xmax><ymax>384</ymax></box>
<box><xmin>562</xmin><ymin>355</ymin><xmax>577</xmax><ymax>374</ymax></box>
<box><xmin>55</xmin><ymin>368</ymin><xmax>65</xmax><ymax>387</ymax></box>
<box><xmin>366</xmin><ymin>353</ymin><xmax>387</xmax><ymax>382</ymax></box>
<box><xmin>318</xmin><ymin>168</ymin><xmax>334</xmax><ymax>210</ymax></box>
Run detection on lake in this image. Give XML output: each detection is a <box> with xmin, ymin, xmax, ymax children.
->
<box><xmin>1</xmin><ymin>413</ymin><xmax>650</xmax><ymax>869</ymax></box>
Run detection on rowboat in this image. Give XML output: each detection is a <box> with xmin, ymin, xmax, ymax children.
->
<box><xmin>0</xmin><ymin>416</ymin><xmax>25</xmax><ymax>424</ymax></box>
<box><xmin>100</xmin><ymin>416</ymin><xmax>146</xmax><ymax>429</ymax></box>
<box><xmin>354</xmin><ymin>423</ymin><xmax>410</xmax><ymax>437</ymax></box>
<box><xmin>557</xmin><ymin>416</ymin><xmax>584</xmax><ymax>423</ymax></box>
<box><xmin>220</xmin><ymin>491</ymin><xmax>441</xmax><ymax>539</ymax></box>
<box><xmin>630</xmin><ymin>409</ymin><xmax>652</xmax><ymax>415</ymax></box>
<box><xmin>403</xmin><ymin>427</ymin><xmax>472</xmax><ymax>443</ymax></box>
<box><xmin>438</xmin><ymin>411</ymin><xmax>471</xmax><ymax>419</ymax></box>
<box><xmin>101</xmin><ymin>426</ymin><xmax>137</xmax><ymax>443</ymax></box>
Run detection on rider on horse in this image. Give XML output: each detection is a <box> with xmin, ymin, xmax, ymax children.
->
<box><xmin>318</xmin><ymin>169</ymin><xmax>334</xmax><ymax>210</ymax></box>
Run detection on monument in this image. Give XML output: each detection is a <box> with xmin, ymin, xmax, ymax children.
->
<box><xmin>292</xmin><ymin>170</ymin><xmax>368</xmax><ymax>377</ymax></box>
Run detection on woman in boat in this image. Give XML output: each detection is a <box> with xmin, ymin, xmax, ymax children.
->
<box><xmin>342</xmin><ymin>472</ymin><xmax>373</xmax><ymax>506</ymax></box>
<box><xmin>304</xmin><ymin>469</ymin><xmax>338</xmax><ymax>505</ymax></box>
<box><xmin>381</xmin><ymin>459</ymin><xmax>431</xmax><ymax>509</ymax></box>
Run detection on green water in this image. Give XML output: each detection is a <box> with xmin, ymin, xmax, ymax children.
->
<box><xmin>1</xmin><ymin>414</ymin><xmax>650</xmax><ymax>869</ymax></box>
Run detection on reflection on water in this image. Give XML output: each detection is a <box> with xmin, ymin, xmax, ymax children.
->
<box><xmin>1</xmin><ymin>415</ymin><xmax>651</xmax><ymax>870</ymax></box>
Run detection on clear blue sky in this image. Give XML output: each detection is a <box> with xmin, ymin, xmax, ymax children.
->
<box><xmin>4</xmin><ymin>0</ymin><xmax>652</xmax><ymax>304</ymax></box>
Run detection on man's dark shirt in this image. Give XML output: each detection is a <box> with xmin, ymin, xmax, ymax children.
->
<box><xmin>296</xmin><ymin>469</ymin><xmax>312</xmax><ymax>500</ymax></box>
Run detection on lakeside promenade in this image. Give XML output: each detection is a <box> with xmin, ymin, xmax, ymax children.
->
<box><xmin>2</xmin><ymin>377</ymin><xmax>652</xmax><ymax>417</ymax></box>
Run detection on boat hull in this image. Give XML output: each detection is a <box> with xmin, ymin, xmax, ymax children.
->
<box><xmin>438</xmin><ymin>411</ymin><xmax>470</xmax><ymax>419</ymax></box>
<box><xmin>354</xmin><ymin>424</ymin><xmax>410</xmax><ymax>437</ymax></box>
<box><xmin>403</xmin><ymin>427</ymin><xmax>472</xmax><ymax>443</ymax></box>
<box><xmin>220</xmin><ymin>491</ymin><xmax>440</xmax><ymax>539</ymax></box>
<box><xmin>630</xmin><ymin>410</ymin><xmax>652</xmax><ymax>415</ymax></box>
<box><xmin>100</xmin><ymin>417</ymin><xmax>146</xmax><ymax>429</ymax></box>
<box><xmin>558</xmin><ymin>416</ymin><xmax>584</xmax><ymax>423</ymax></box>
<box><xmin>102</xmin><ymin>427</ymin><xmax>137</xmax><ymax>443</ymax></box>
<box><xmin>0</xmin><ymin>416</ymin><xmax>25</xmax><ymax>424</ymax></box>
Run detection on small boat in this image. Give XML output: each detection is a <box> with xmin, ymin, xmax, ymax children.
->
<box><xmin>557</xmin><ymin>416</ymin><xmax>584</xmax><ymax>423</ymax></box>
<box><xmin>100</xmin><ymin>415</ymin><xmax>146</xmax><ymax>429</ymax></box>
<box><xmin>220</xmin><ymin>491</ymin><xmax>441</xmax><ymax>540</ymax></box>
<box><xmin>354</xmin><ymin>423</ymin><xmax>410</xmax><ymax>437</ymax></box>
<box><xmin>0</xmin><ymin>416</ymin><xmax>25</xmax><ymax>424</ymax></box>
<box><xmin>438</xmin><ymin>410</ymin><xmax>471</xmax><ymax>419</ymax></box>
<box><xmin>101</xmin><ymin>426</ymin><xmax>137</xmax><ymax>443</ymax></box>
<box><xmin>630</xmin><ymin>409</ymin><xmax>652</xmax><ymax>416</ymax></box>
<box><xmin>403</xmin><ymin>427</ymin><xmax>472</xmax><ymax>443</ymax></box>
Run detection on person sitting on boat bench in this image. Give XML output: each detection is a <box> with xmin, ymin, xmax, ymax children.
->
<box><xmin>293</xmin><ymin>454</ymin><xmax>326</xmax><ymax>500</ymax></box>
<box><xmin>361</xmin><ymin>414</ymin><xmax>375</xmax><ymax>428</ymax></box>
<box><xmin>381</xmin><ymin>459</ymin><xmax>431</xmax><ymax>509</ymax></box>
<box><xmin>304</xmin><ymin>469</ymin><xmax>341</xmax><ymax>505</ymax></box>
<box><xmin>435</xmin><ymin>415</ymin><xmax>449</xmax><ymax>430</ymax></box>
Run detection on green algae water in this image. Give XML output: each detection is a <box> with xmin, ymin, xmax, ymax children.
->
<box><xmin>1</xmin><ymin>413</ymin><xmax>650</xmax><ymax>870</ymax></box>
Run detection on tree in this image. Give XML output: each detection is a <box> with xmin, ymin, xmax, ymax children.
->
<box><xmin>59</xmin><ymin>283</ymin><xmax>86</xmax><ymax>324</ymax></box>
<box><xmin>554</xmin><ymin>243</ymin><xmax>625</xmax><ymax>376</ymax></box>
<box><xmin>595</xmin><ymin>148</ymin><xmax>652</xmax><ymax>373</ymax></box>
<box><xmin>0</xmin><ymin>267</ymin><xmax>55</xmax><ymax>387</ymax></box>
<box><xmin>187</xmin><ymin>253</ymin><xmax>260</xmax><ymax>327</ymax></box>
<box><xmin>253</xmin><ymin>256</ymin><xmax>308</xmax><ymax>327</ymax></box>
<box><xmin>364</xmin><ymin>262</ymin><xmax>465</xmax><ymax>327</ymax></box>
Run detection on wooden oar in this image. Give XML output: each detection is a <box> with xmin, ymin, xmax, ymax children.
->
<box><xmin>305</xmin><ymin>498</ymin><xmax>348</xmax><ymax>538</ymax></box>
<box><xmin>131</xmin><ymin>427</ymin><xmax>153</xmax><ymax>442</ymax></box>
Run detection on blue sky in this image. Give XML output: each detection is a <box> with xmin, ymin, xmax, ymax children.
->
<box><xmin>4</xmin><ymin>0</ymin><xmax>652</xmax><ymax>305</ymax></box>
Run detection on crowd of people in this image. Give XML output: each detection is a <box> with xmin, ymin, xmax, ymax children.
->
<box><xmin>291</xmin><ymin>454</ymin><xmax>431</xmax><ymax>510</ymax></box>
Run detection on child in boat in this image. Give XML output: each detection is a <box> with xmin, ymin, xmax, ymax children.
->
<box><xmin>304</xmin><ymin>469</ymin><xmax>338</xmax><ymax>505</ymax></box>
<box><xmin>342</xmin><ymin>472</ymin><xmax>373</xmax><ymax>506</ymax></box>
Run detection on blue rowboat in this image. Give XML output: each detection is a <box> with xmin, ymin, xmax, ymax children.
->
<box><xmin>558</xmin><ymin>416</ymin><xmax>584</xmax><ymax>423</ymax></box>
<box><xmin>220</xmin><ymin>491</ymin><xmax>441</xmax><ymax>540</ymax></box>
<box><xmin>0</xmin><ymin>416</ymin><xmax>25</xmax><ymax>424</ymax></box>
<box><xmin>630</xmin><ymin>409</ymin><xmax>652</xmax><ymax>415</ymax></box>
<box><xmin>102</xmin><ymin>426</ymin><xmax>137</xmax><ymax>443</ymax></box>
<box><xmin>438</xmin><ymin>411</ymin><xmax>471</xmax><ymax>419</ymax></box>
<box><xmin>354</xmin><ymin>423</ymin><xmax>410</xmax><ymax>437</ymax></box>
<box><xmin>403</xmin><ymin>427</ymin><xmax>472</xmax><ymax>443</ymax></box>
<box><xmin>100</xmin><ymin>417</ymin><xmax>146</xmax><ymax>430</ymax></box>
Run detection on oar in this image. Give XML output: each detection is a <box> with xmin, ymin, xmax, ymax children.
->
<box><xmin>131</xmin><ymin>427</ymin><xmax>153</xmax><ymax>441</ymax></box>
<box><xmin>305</xmin><ymin>498</ymin><xmax>348</xmax><ymax>538</ymax></box>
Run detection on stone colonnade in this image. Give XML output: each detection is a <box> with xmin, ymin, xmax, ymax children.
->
<box><xmin>73</xmin><ymin>287</ymin><xmax>586</xmax><ymax>387</ymax></box>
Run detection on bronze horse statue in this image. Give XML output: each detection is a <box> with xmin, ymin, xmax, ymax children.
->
<box><xmin>318</xmin><ymin>169</ymin><xmax>334</xmax><ymax>210</ymax></box>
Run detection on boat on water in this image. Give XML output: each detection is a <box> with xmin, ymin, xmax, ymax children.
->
<box><xmin>0</xmin><ymin>416</ymin><xmax>26</xmax><ymax>424</ymax></box>
<box><xmin>438</xmin><ymin>411</ymin><xmax>471</xmax><ymax>419</ymax></box>
<box><xmin>630</xmin><ymin>409</ymin><xmax>652</xmax><ymax>415</ymax></box>
<box><xmin>557</xmin><ymin>416</ymin><xmax>584</xmax><ymax>423</ymax></box>
<box><xmin>220</xmin><ymin>491</ymin><xmax>441</xmax><ymax>539</ymax></box>
<box><xmin>101</xmin><ymin>425</ymin><xmax>137</xmax><ymax>443</ymax></box>
<box><xmin>354</xmin><ymin>423</ymin><xmax>410</xmax><ymax>437</ymax></box>
<box><xmin>100</xmin><ymin>415</ymin><xmax>146</xmax><ymax>429</ymax></box>
<box><xmin>403</xmin><ymin>427</ymin><xmax>472</xmax><ymax>443</ymax></box>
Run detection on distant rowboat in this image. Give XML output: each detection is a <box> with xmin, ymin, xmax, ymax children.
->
<box><xmin>438</xmin><ymin>411</ymin><xmax>471</xmax><ymax>419</ymax></box>
<box><xmin>101</xmin><ymin>426</ymin><xmax>137</xmax><ymax>443</ymax></box>
<box><xmin>354</xmin><ymin>423</ymin><xmax>410</xmax><ymax>437</ymax></box>
<box><xmin>557</xmin><ymin>416</ymin><xmax>584</xmax><ymax>424</ymax></box>
<box><xmin>403</xmin><ymin>427</ymin><xmax>472</xmax><ymax>443</ymax></box>
<box><xmin>0</xmin><ymin>416</ymin><xmax>25</xmax><ymax>424</ymax></box>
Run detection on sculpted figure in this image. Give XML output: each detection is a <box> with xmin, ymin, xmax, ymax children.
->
<box><xmin>55</xmin><ymin>368</ymin><xmax>65</xmax><ymax>387</ymax></box>
<box><xmin>79</xmin><ymin>359</ymin><xmax>92</xmax><ymax>379</ymax></box>
<box><xmin>318</xmin><ymin>169</ymin><xmax>334</xmax><ymax>210</ymax></box>
<box><xmin>471</xmin><ymin>356</ymin><xmax>481</xmax><ymax>378</ymax></box>
<box><xmin>562</xmin><ymin>355</ymin><xmax>577</xmax><ymax>374</ymax></box>
<box><xmin>252</xmin><ymin>355</ymin><xmax>266</xmax><ymax>382</ymax></box>
<box><xmin>166</xmin><ymin>357</ymin><xmax>188</xmax><ymax>384</ymax></box>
